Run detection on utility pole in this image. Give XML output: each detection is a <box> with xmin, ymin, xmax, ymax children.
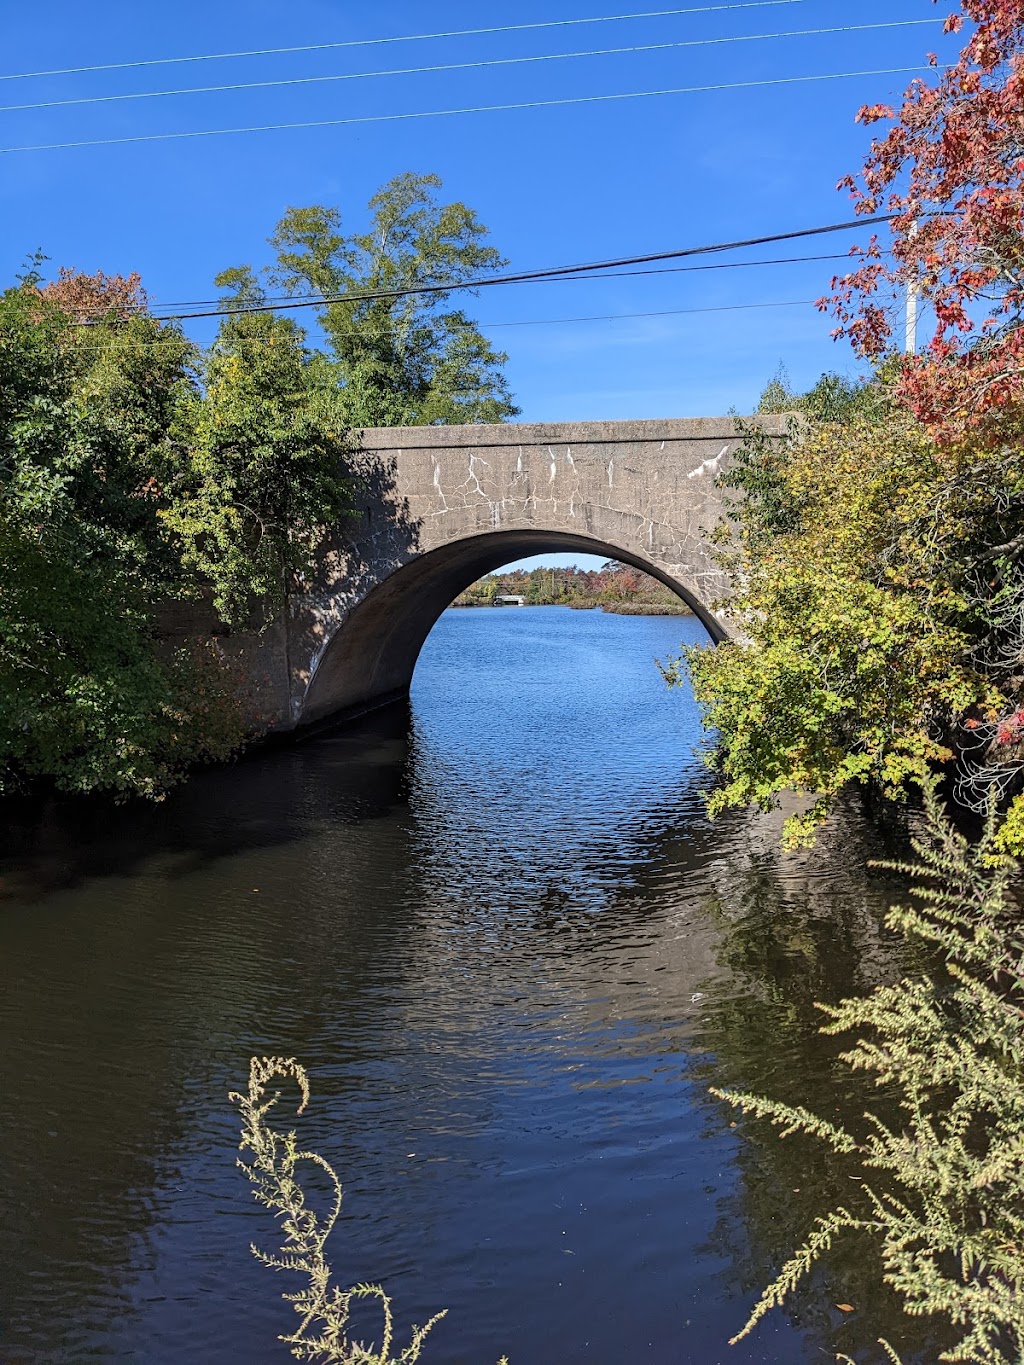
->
<box><xmin>905</xmin><ymin>275</ymin><xmax>919</xmax><ymax>354</ymax></box>
<box><xmin>905</xmin><ymin>218</ymin><xmax>920</xmax><ymax>355</ymax></box>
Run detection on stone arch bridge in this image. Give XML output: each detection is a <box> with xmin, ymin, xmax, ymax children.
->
<box><xmin>190</xmin><ymin>416</ymin><xmax>784</xmax><ymax>734</ymax></box>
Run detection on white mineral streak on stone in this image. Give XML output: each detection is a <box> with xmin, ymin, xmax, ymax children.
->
<box><xmin>430</xmin><ymin>456</ymin><xmax>450</xmax><ymax>512</ymax></box>
<box><xmin>687</xmin><ymin>445</ymin><xmax>730</xmax><ymax>480</ymax></box>
<box><xmin>286</xmin><ymin>419</ymin><xmax>757</xmax><ymax>728</ymax></box>
<box><xmin>453</xmin><ymin>452</ymin><xmax>490</xmax><ymax>505</ymax></box>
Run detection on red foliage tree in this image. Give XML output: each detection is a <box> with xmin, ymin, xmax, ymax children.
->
<box><xmin>825</xmin><ymin>0</ymin><xmax>1024</xmax><ymax>445</ymax></box>
<box><xmin>40</xmin><ymin>267</ymin><xmax>147</xmax><ymax>322</ymax></box>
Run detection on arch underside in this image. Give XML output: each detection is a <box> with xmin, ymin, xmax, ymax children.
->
<box><xmin>299</xmin><ymin>529</ymin><xmax>723</xmax><ymax>730</ymax></box>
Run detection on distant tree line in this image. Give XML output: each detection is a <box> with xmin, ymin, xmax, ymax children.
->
<box><xmin>454</xmin><ymin>562</ymin><xmax>692</xmax><ymax>613</ymax></box>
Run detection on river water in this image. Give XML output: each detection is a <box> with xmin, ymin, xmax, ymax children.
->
<box><xmin>0</xmin><ymin>607</ymin><xmax>942</xmax><ymax>1363</ymax></box>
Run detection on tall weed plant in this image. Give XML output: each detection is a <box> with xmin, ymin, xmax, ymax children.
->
<box><xmin>232</xmin><ymin>1057</ymin><xmax>506</xmax><ymax>1364</ymax></box>
<box><xmin>715</xmin><ymin>781</ymin><xmax>1024</xmax><ymax>1363</ymax></box>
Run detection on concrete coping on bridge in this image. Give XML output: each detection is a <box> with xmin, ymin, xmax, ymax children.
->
<box><xmin>355</xmin><ymin>415</ymin><xmax>793</xmax><ymax>451</ymax></box>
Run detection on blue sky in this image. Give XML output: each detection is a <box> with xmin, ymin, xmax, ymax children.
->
<box><xmin>2</xmin><ymin>1</ymin><xmax>948</xmax><ymax>568</ymax></box>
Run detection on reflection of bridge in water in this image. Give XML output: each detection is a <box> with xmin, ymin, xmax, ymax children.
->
<box><xmin>181</xmin><ymin>416</ymin><xmax>785</xmax><ymax>735</ymax></box>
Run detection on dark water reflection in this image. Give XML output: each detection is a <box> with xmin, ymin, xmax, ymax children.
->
<box><xmin>0</xmin><ymin>608</ymin><xmax>940</xmax><ymax>1362</ymax></box>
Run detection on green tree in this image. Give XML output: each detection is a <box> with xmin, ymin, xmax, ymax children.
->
<box><xmin>755</xmin><ymin>367</ymin><xmax>874</xmax><ymax>426</ymax></box>
<box><xmin>249</xmin><ymin>173</ymin><xmax>518</xmax><ymax>426</ymax></box>
<box><xmin>689</xmin><ymin>2</ymin><xmax>1024</xmax><ymax>847</ymax></box>
<box><xmin>676</xmin><ymin>400</ymin><xmax>1015</xmax><ymax>848</ymax></box>
<box><xmin>161</xmin><ymin>300</ymin><xmax>355</xmax><ymax>625</ymax></box>
<box><xmin>672</xmin><ymin>353</ymin><xmax>1024</xmax><ymax>852</ymax></box>
<box><xmin>1</xmin><ymin>260</ymin><xmax>359</xmax><ymax>797</ymax></box>
<box><xmin>753</xmin><ymin>364</ymin><xmax>798</xmax><ymax>416</ymax></box>
<box><xmin>0</xmin><ymin>272</ymin><xmax>244</xmax><ymax>796</ymax></box>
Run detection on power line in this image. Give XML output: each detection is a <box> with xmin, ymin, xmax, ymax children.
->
<box><xmin>143</xmin><ymin>252</ymin><xmax>864</xmax><ymax>316</ymax></box>
<box><xmin>73</xmin><ymin>219</ymin><xmax>895</xmax><ymax>325</ymax></box>
<box><xmin>474</xmin><ymin>298</ymin><xmax>817</xmax><ymax>327</ymax></box>
<box><xmin>0</xmin><ymin>2</ymin><xmax>814</xmax><ymax>83</ymax></box>
<box><xmin>147</xmin><ymin>220</ymin><xmax>899</xmax><ymax>322</ymax></box>
<box><xmin>0</xmin><ymin>21</ymin><xmax>938</xmax><ymax>116</ymax></box>
<box><xmin>1</xmin><ymin>65</ymin><xmax>934</xmax><ymax>156</ymax></box>
<box><xmin>63</xmin><ymin>298</ymin><xmax>822</xmax><ymax>354</ymax></box>
<box><xmin>538</xmin><ymin>248</ymin><xmax>872</xmax><ymax>283</ymax></box>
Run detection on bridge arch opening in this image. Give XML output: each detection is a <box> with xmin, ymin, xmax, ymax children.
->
<box><xmin>299</xmin><ymin>530</ymin><xmax>722</xmax><ymax>730</ymax></box>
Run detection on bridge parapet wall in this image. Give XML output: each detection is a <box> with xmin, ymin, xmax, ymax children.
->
<box><xmin>363</xmin><ymin>417</ymin><xmax>740</xmax><ymax>581</ymax></box>
<box><xmin>238</xmin><ymin>416</ymin><xmax>788</xmax><ymax>731</ymax></box>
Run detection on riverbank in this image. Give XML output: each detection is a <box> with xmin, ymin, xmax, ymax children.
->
<box><xmin>592</xmin><ymin>602</ymin><xmax>692</xmax><ymax>616</ymax></box>
<box><xmin>455</xmin><ymin>563</ymin><xmax>693</xmax><ymax>616</ymax></box>
<box><xmin>452</xmin><ymin>600</ymin><xmax>692</xmax><ymax>615</ymax></box>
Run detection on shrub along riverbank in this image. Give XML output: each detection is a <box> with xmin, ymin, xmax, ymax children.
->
<box><xmin>662</xmin><ymin>0</ymin><xmax>1024</xmax><ymax>858</ymax></box>
<box><xmin>597</xmin><ymin>601</ymin><xmax>692</xmax><ymax>616</ymax></box>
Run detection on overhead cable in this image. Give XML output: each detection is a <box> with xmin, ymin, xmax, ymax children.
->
<box><xmin>449</xmin><ymin>298</ymin><xmax>817</xmax><ymax>327</ymax></box>
<box><xmin>0</xmin><ymin>21</ymin><xmax>939</xmax><ymax>116</ymax></box>
<box><xmin>2</xmin><ymin>66</ymin><xmax>935</xmax><ymax>156</ymax></box>
<box><xmin>66</xmin><ymin>298</ymin><xmax>823</xmax><ymax>354</ymax></box>
<box><xmin>0</xmin><ymin>2</ymin><xmax>814</xmax><ymax>83</ymax></box>
<box><xmin>74</xmin><ymin>218</ymin><xmax>897</xmax><ymax>325</ymax></box>
<box><xmin>142</xmin><ymin>253</ymin><xmax>864</xmax><ymax>316</ymax></box>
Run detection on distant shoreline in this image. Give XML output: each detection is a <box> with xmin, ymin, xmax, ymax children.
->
<box><xmin>450</xmin><ymin>601</ymin><xmax>692</xmax><ymax>616</ymax></box>
<box><xmin>594</xmin><ymin>602</ymin><xmax>693</xmax><ymax>616</ymax></box>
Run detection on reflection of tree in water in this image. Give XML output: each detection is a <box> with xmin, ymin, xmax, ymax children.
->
<box><xmin>690</xmin><ymin>808</ymin><xmax>954</xmax><ymax>1364</ymax></box>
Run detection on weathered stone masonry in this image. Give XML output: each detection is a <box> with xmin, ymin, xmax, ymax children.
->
<box><xmin>169</xmin><ymin>416</ymin><xmax>784</xmax><ymax>734</ymax></box>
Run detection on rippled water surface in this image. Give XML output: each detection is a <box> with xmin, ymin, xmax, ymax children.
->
<box><xmin>1</xmin><ymin>608</ymin><xmax>936</xmax><ymax>1362</ymax></box>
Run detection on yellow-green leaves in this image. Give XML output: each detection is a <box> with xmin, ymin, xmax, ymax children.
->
<box><xmin>677</xmin><ymin>394</ymin><xmax>1022</xmax><ymax>845</ymax></box>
